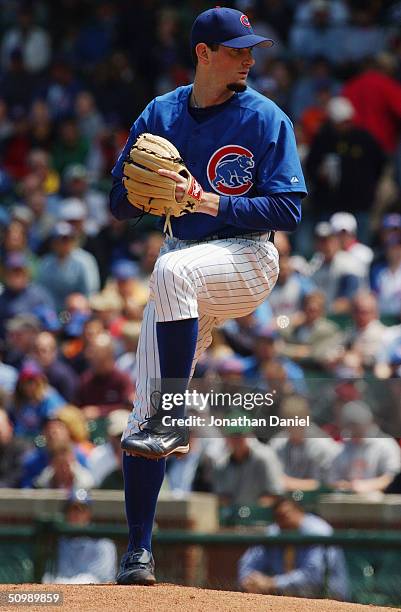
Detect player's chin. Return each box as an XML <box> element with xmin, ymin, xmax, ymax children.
<box><xmin>226</xmin><ymin>79</ymin><xmax>248</xmax><ymax>93</ymax></box>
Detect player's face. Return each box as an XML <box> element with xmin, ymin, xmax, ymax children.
<box><xmin>211</xmin><ymin>45</ymin><xmax>255</xmax><ymax>92</ymax></box>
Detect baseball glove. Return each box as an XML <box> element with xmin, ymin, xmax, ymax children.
<box><xmin>123</xmin><ymin>133</ymin><xmax>204</xmax><ymax>236</ymax></box>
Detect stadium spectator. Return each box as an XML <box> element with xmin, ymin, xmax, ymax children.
<box><xmin>0</xmin><ymin>98</ymin><xmax>13</xmax><ymax>149</ymax></box>
<box><xmin>84</xmin><ymin>213</ymin><xmax>139</xmax><ymax>288</ymax></box>
<box><xmin>327</xmin><ymin>401</ymin><xmax>401</xmax><ymax>493</ymax></box>
<box><xmin>20</xmin><ymin>412</ymin><xmax>89</xmax><ymax>488</ymax></box>
<box><xmin>0</xmin><ymin>349</ymin><xmax>18</xmax><ymax>396</ymax></box>
<box><xmin>37</xmin><ymin>222</ymin><xmax>100</xmax><ymax>311</ymax></box>
<box><xmin>1</xmin><ymin>4</ymin><xmax>51</xmax><ymax>73</ymax></box>
<box><xmin>244</xmin><ymin>327</ymin><xmax>305</xmax><ymax>390</ymax></box>
<box><xmin>52</xmin><ymin>115</ymin><xmax>89</xmax><ymax>175</ymax></box>
<box><xmin>309</xmin><ymin>222</ymin><xmax>366</xmax><ymax>314</ymax></box>
<box><xmin>342</xmin><ymin>5</ymin><xmax>386</xmax><ymax>63</ymax></box>
<box><xmin>221</xmin><ymin>312</ymin><xmax>266</xmax><ymax>358</ymax></box>
<box><xmin>76</xmin><ymin>332</ymin><xmax>134</xmax><ymax>419</ymax></box>
<box><xmin>10</xmin><ymin>362</ymin><xmax>66</xmax><ymax>440</ymax></box>
<box><xmin>57</xmin><ymin>197</ymin><xmax>88</xmax><ymax>241</ymax></box>
<box><xmin>2</xmin><ymin>104</ymin><xmax>31</xmax><ymax>179</ymax></box>
<box><xmin>23</xmin><ymin>187</ymin><xmax>56</xmax><ymax>253</ymax></box>
<box><xmin>34</xmin><ymin>445</ymin><xmax>94</xmax><ymax>489</ymax></box>
<box><xmin>0</xmin><ymin>407</ymin><xmax>26</xmax><ymax>487</ymax></box>
<box><xmin>27</xmin><ymin>108</ymin><xmax>57</xmax><ymax>164</ymax></box>
<box><xmin>56</xmin><ymin>404</ymin><xmax>94</xmax><ymax>458</ymax></box>
<box><xmin>1</xmin><ymin>219</ymin><xmax>37</xmax><ymax>274</ymax></box>
<box><xmin>213</xmin><ymin>421</ymin><xmax>284</xmax><ymax>506</ymax></box>
<box><xmin>115</xmin><ymin>321</ymin><xmax>141</xmax><ymax>379</ymax></box>
<box><xmin>341</xmin><ymin>291</ymin><xmax>387</xmax><ymax>370</ymax></box>
<box><xmin>239</xmin><ymin>496</ymin><xmax>349</xmax><ymax>599</ymax></box>
<box><xmin>269</xmin><ymin>395</ymin><xmax>342</xmax><ymax>491</ymax></box>
<box><xmin>342</xmin><ymin>54</ymin><xmax>401</xmax><ymax>154</ymax></box>
<box><xmin>290</xmin><ymin>56</ymin><xmax>340</xmax><ymax>122</ymax></box>
<box><xmin>268</xmin><ymin>254</ymin><xmax>316</xmax><ymax>324</ymax></box>
<box><xmin>289</xmin><ymin>0</ymin><xmax>349</xmax><ymax>65</ymax></box>
<box><xmin>42</xmin><ymin>489</ymin><xmax>117</xmax><ymax>584</ymax></box>
<box><xmin>62</xmin><ymin>164</ymin><xmax>108</xmax><ymax>235</ymax></box>
<box><xmin>75</xmin><ymin>91</ymin><xmax>106</xmax><ymax>143</ymax></box>
<box><xmin>0</xmin><ymin>252</ymin><xmax>53</xmax><ymax>338</ymax></box>
<box><xmin>3</xmin><ymin>314</ymin><xmax>41</xmax><ymax>369</ymax></box>
<box><xmin>88</xmin><ymin>291</ymin><xmax>124</xmax><ymax>335</ymax></box>
<box><xmin>26</xmin><ymin>149</ymin><xmax>59</xmax><ymax>197</ymax></box>
<box><xmin>104</xmin><ymin>259</ymin><xmax>149</xmax><ymax>323</ymax></box>
<box><xmin>137</xmin><ymin>232</ymin><xmax>165</xmax><ymax>283</ymax></box>
<box><xmin>306</xmin><ymin>96</ymin><xmax>385</xmax><ymax>229</ymax></box>
<box><xmin>330</xmin><ymin>212</ymin><xmax>374</xmax><ymax>270</ymax></box>
<box><xmin>370</xmin><ymin>234</ymin><xmax>401</xmax><ymax>317</ymax></box>
<box><xmin>33</xmin><ymin>331</ymin><xmax>78</xmax><ymax>403</ymax></box>
<box><xmin>87</xmin><ymin>409</ymin><xmax>129</xmax><ymax>488</ymax></box>
<box><xmin>297</xmin><ymin>80</ymin><xmax>331</xmax><ymax>147</ymax></box>
<box><xmin>62</xmin><ymin>315</ymin><xmax>105</xmax><ymax>376</ymax></box>
<box><xmin>280</xmin><ymin>291</ymin><xmax>342</xmax><ymax>369</ymax></box>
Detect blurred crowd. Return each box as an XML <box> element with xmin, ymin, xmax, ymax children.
<box><xmin>2</xmin><ymin>0</ymin><xmax>401</xmax><ymax>517</ymax></box>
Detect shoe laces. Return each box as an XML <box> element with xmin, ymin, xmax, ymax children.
<box><xmin>124</xmin><ymin>549</ymin><xmax>152</xmax><ymax>567</ymax></box>
<box><xmin>139</xmin><ymin>391</ymin><xmax>163</xmax><ymax>431</ymax></box>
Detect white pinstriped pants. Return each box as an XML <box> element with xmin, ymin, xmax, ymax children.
<box><xmin>122</xmin><ymin>234</ymin><xmax>279</xmax><ymax>438</ymax></box>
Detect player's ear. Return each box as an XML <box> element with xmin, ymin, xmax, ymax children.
<box><xmin>195</xmin><ymin>43</ymin><xmax>210</xmax><ymax>65</ymax></box>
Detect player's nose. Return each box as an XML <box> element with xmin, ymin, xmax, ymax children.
<box><xmin>242</xmin><ymin>50</ymin><xmax>255</xmax><ymax>67</ymax></box>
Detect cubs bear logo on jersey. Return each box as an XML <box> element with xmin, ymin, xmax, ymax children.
<box><xmin>207</xmin><ymin>145</ymin><xmax>255</xmax><ymax>196</ymax></box>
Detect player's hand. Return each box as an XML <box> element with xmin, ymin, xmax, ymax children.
<box><xmin>158</xmin><ymin>168</ymin><xmax>219</xmax><ymax>216</ymax></box>
<box><xmin>157</xmin><ymin>168</ymin><xmax>188</xmax><ymax>202</ymax></box>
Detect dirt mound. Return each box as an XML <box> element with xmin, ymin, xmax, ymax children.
<box><xmin>0</xmin><ymin>583</ymin><xmax>397</xmax><ymax>612</ymax></box>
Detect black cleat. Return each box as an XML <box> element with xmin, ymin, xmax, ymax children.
<box><xmin>121</xmin><ymin>412</ymin><xmax>190</xmax><ymax>460</ymax></box>
<box><xmin>116</xmin><ymin>548</ymin><xmax>156</xmax><ymax>585</ymax></box>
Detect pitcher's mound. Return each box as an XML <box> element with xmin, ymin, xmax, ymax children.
<box><xmin>0</xmin><ymin>583</ymin><xmax>397</xmax><ymax>612</ymax></box>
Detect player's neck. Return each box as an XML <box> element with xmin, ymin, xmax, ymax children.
<box><xmin>191</xmin><ymin>79</ymin><xmax>234</xmax><ymax>108</ymax></box>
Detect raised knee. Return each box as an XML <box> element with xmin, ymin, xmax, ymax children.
<box><xmin>153</xmin><ymin>253</ymin><xmax>190</xmax><ymax>285</ymax></box>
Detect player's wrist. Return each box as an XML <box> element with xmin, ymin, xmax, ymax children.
<box><xmin>197</xmin><ymin>192</ymin><xmax>220</xmax><ymax>216</ymax></box>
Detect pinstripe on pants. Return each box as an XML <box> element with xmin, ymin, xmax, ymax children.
<box><xmin>122</xmin><ymin>234</ymin><xmax>279</xmax><ymax>438</ymax></box>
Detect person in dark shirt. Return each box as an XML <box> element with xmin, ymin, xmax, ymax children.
<box><xmin>306</xmin><ymin>96</ymin><xmax>385</xmax><ymax>238</ymax></box>
<box><xmin>33</xmin><ymin>331</ymin><xmax>78</xmax><ymax>403</ymax></box>
<box><xmin>76</xmin><ymin>332</ymin><xmax>134</xmax><ymax>419</ymax></box>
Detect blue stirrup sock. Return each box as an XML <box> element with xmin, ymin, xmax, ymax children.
<box><xmin>123</xmin><ymin>453</ymin><xmax>166</xmax><ymax>553</ymax></box>
<box><xmin>156</xmin><ymin>318</ymin><xmax>198</xmax><ymax>419</ymax></box>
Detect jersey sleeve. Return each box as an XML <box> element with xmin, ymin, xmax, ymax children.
<box><xmin>257</xmin><ymin>114</ymin><xmax>307</xmax><ymax>197</ymax></box>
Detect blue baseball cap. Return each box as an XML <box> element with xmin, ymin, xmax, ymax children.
<box><xmin>191</xmin><ymin>7</ymin><xmax>274</xmax><ymax>50</ymax></box>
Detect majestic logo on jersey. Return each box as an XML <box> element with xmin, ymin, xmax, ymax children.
<box><xmin>207</xmin><ymin>145</ymin><xmax>254</xmax><ymax>195</ymax></box>
<box><xmin>240</xmin><ymin>14</ymin><xmax>251</xmax><ymax>28</ymax></box>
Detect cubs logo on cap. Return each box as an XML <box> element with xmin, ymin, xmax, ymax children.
<box><xmin>191</xmin><ymin>7</ymin><xmax>274</xmax><ymax>50</ymax></box>
<box><xmin>207</xmin><ymin>145</ymin><xmax>254</xmax><ymax>195</ymax></box>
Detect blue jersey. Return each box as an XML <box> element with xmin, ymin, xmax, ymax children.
<box><xmin>112</xmin><ymin>85</ymin><xmax>307</xmax><ymax>240</ymax></box>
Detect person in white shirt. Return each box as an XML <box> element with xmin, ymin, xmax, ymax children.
<box><xmin>327</xmin><ymin>401</ymin><xmax>401</xmax><ymax>493</ymax></box>
<box><xmin>330</xmin><ymin>212</ymin><xmax>373</xmax><ymax>271</ymax></box>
